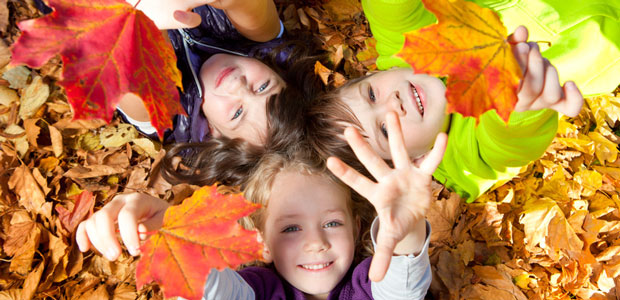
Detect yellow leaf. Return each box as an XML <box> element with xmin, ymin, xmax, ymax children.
<box><xmin>520</xmin><ymin>197</ymin><xmax>583</xmax><ymax>261</ymax></box>
<box><xmin>573</xmin><ymin>170</ymin><xmax>603</xmax><ymax>197</ymax></box>
<box><xmin>314</xmin><ymin>61</ymin><xmax>332</xmax><ymax>85</ymax></box>
<box><xmin>39</xmin><ymin>156</ymin><xmax>59</xmax><ymax>173</ymax></box>
<box><xmin>100</xmin><ymin>124</ymin><xmax>138</xmax><ymax>148</ymax></box>
<box><xmin>587</xmin><ymin>131</ymin><xmax>618</xmax><ymax>164</ymax></box>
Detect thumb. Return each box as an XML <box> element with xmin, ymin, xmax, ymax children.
<box><xmin>369</xmin><ymin>227</ymin><xmax>399</xmax><ymax>282</ymax></box>
<box><xmin>173</xmin><ymin>10</ymin><xmax>202</xmax><ymax>28</ymax></box>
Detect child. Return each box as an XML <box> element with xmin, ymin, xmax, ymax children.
<box><xmin>76</xmin><ymin>118</ymin><xmax>447</xmax><ymax>300</ymax></box>
<box><xmin>308</xmin><ymin>0</ymin><xmax>589</xmax><ymax>202</ymax></box>
<box><xmin>116</xmin><ymin>0</ymin><xmax>324</xmax><ymax>145</ymax></box>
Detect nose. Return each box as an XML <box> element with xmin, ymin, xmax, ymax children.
<box><xmin>385</xmin><ymin>90</ymin><xmax>406</xmax><ymax>116</ymax></box>
<box><xmin>223</xmin><ymin>74</ymin><xmax>250</xmax><ymax>95</ymax></box>
<box><xmin>303</xmin><ymin>229</ymin><xmax>330</xmax><ymax>253</ymax></box>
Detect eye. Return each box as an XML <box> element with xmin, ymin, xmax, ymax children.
<box><xmin>256</xmin><ymin>80</ymin><xmax>270</xmax><ymax>93</ymax></box>
<box><xmin>380</xmin><ymin>123</ymin><xmax>388</xmax><ymax>138</ymax></box>
<box><xmin>282</xmin><ymin>225</ymin><xmax>300</xmax><ymax>233</ymax></box>
<box><xmin>368</xmin><ymin>85</ymin><xmax>376</xmax><ymax>102</ymax></box>
<box><xmin>232</xmin><ymin>107</ymin><xmax>243</xmax><ymax>120</ymax></box>
<box><xmin>324</xmin><ymin>221</ymin><xmax>342</xmax><ymax>228</ymax></box>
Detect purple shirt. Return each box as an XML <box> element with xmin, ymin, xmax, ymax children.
<box><xmin>239</xmin><ymin>258</ymin><xmax>374</xmax><ymax>300</ymax></box>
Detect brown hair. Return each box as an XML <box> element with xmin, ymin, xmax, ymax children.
<box><xmin>161</xmin><ymin>41</ymin><xmax>327</xmax><ymax>187</ymax></box>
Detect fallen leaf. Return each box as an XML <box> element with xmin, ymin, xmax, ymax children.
<box><xmin>396</xmin><ymin>0</ymin><xmax>521</xmax><ymax>122</ymax></box>
<box><xmin>0</xmin><ymin>86</ymin><xmax>18</xmax><ymax>107</ymax></box>
<box><xmin>8</xmin><ymin>164</ymin><xmax>50</xmax><ymax>218</ymax></box>
<box><xmin>1</xmin><ymin>66</ymin><xmax>30</xmax><ymax>89</ymax></box>
<box><xmin>0</xmin><ymin>124</ymin><xmax>28</xmax><ymax>157</ymax></box>
<box><xmin>135</xmin><ymin>185</ymin><xmax>262</xmax><ymax>300</ymax></box>
<box><xmin>64</xmin><ymin>164</ymin><xmax>126</xmax><ymax>179</ymax></box>
<box><xmin>21</xmin><ymin>260</ymin><xmax>44</xmax><ymax>300</ymax></box>
<box><xmin>49</xmin><ymin>125</ymin><xmax>63</xmax><ymax>157</ymax></box>
<box><xmin>11</xmin><ymin>0</ymin><xmax>185</xmax><ymax>138</ymax></box>
<box><xmin>314</xmin><ymin>60</ymin><xmax>332</xmax><ymax>85</ymax></box>
<box><xmin>19</xmin><ymin>76</ymin><xmax>49</xmax><ymax>120</ymax></box>
<box><xmin>55</xmin><ymin>190</ymin><xmax>95</xmax><ymax>233</ymax></box>
<box><xmin>100</xmin><ymin>124</ymin><xmax>139</xmax><ymax>148</ymax></box>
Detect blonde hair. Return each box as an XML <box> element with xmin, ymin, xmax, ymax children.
<box><xmin>241</xmin><ymin>148</ymin><xmax>376</xmax><ymax>263</ymax></box>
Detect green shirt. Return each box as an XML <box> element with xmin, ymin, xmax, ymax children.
<box><xmin>361</xmin><ymin>0</ymin><xmax>602</xmax><ymax>200</ymax></box>
<box><xmin>362</xmin><ymin>0</ymin><xmax>620</xmax><ymax>96</ymax></box>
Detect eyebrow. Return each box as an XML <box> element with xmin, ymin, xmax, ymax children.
<box><xmin>273</xmin><ymin>208</ymin><xmax>347</xmax><ymax>224</ymax></box>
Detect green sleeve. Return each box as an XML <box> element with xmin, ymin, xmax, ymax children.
<box><xmin>433</xmin><ymin>109</ymin><xmax>558</xmax><ymax>202</ymax></box>
<box><xmin>361</xmin><ymin>0</ymin><xmax>436</xmax><ymax>70</ymax></box>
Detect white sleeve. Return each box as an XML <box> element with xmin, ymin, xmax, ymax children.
<box><xmin>201</xmin><ymin>268</ymin><xmax>255</xmax><ymax>300</ymax></box>
<box><xmin>370</xmin><ymin>217</ymin><xmax>432</xmax><ymax>300</ymax></box>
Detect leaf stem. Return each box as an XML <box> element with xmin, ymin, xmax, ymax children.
<box><xmin>133</xmin><ymin>0</ymin><xmax>142</xmax><ymax>8</ymax></box>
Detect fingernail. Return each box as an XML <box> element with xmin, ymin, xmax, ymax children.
<box><xmin>106</xmin><ymin>249</ymin><xmax>118</xmax><ymax>260</ymax></box>
<box><xmin>517</xmin><ymin>43</ymin><xmax>529</xmax><ymax>55</ymax></box>
<box><xmin>129</xmin><ymin>247</ymin><xmax>141</xmax><ymax>256</ymax></box>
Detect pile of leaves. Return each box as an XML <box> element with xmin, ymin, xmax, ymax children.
<box><xmin>0</xmin><ymin>0</ymin><xmax>619</xmax><ymax>299</ymax></box>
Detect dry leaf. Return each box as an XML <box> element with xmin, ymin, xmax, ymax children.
<box><xmin>100</xmin><ymin>124</ymin><xmax>138</xmax><ymax>148</ymax></box>
<box><xmin>64</xmin><ymin>164</ymin><xmax>126</xmax><ymax>179</ymax></box>
<box><xmin>48</xmin><ymin>125</ymin><xmax>63</xmax><ymax>157</ymax></box>
<box><xmin>2</xmin><ymin>66</ymin><xmax>30</xmax><ymax>89</ymax></box>
<box><xmin>19</xmin><ymin>76</ymin><xmax>49</xmax><ymax>120</ymax></box>
<box><xmin>0</xmin><ymin>86</ymin><xmax>18</xmax><ymax>107</ymax></box>
<box><xmin>8</xmin><ymin>165</ymin><xmax>49</xmax><ymax>218</ymax></box>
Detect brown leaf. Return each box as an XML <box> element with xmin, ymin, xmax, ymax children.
<box><xmin>23</xmin><ymin>118</ymin><xmax>41</xmax><ymax>148</ymax></box>
<box><xmin>21</xmin><ymin>260</ymin><xmax>45</xmax><ymax>300</ymax></box>
<box><xmin>322</xmin><ymin>0</ymin><xmax>362</xmax><ymax>22</ymax></box>
<box><xmin>49</xmin><ymin>125</ymin><xmax>63</xmax><ymax>157</ymax></box>
<box><xmin>314</xmin><ymin>60</ymin><xmax>332</xmax><ymax>85</ymax></box>
<box><xmin>0</xmin><ymin>40</ymin><xmax>10</xmax><ymax>69</ymax></box>
<box><xmin>472</xmin><ymin>265</ymin><xmax>528</xmax><ymax>300</ymax></box>
<box><xmin>64</xmin><ymin>164</ymin><xmax>126</xmax><ymax>179</ymax></box>
<box><xmin>19</xmin><ymin>76</ymin><xmax>49</xmax><ymax>120</ymax></box>
<box><xmin>428</xmin><ymin>191</ymin><xmax>462</xmax><ymax>244</ymax></box>
<box><xmin>8</xmin><ymin>165</ymin><xmax>50</xmax><ymax>218</ymax></box>
<box><xmin>55</xmin><ymin>190</ymin><xmax>95</xmax><ymax>233</ymax></box>
<box><xmin>5</xmin><ymin>213</ymin><xmax>41</xmax><ymax>275</ymax></box>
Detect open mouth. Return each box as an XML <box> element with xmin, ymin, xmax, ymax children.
<box><xmin>409</xmin><ymin>82</ymin><xmax>424</xmax><ymax>117</ymax></box>
<box><xmin>298</xmin><ymin>261</ymin><xmax>333</xmax><ymax>271</ymax></box>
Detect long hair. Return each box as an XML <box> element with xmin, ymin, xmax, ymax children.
<box><xmin>161</xmin><ymin>38</ymin><xmax>327</xmax><ymax>187</ymax></box>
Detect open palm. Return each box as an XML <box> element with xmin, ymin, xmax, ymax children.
<box><xmin>327</xmin><ymin>111</ymin><xmax>447</xmax><ymax>282</ymax></box>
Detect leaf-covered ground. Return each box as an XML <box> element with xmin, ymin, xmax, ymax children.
<box><xmin>1</xmin><ymin>0</ymin><xmax>619</xmax><ymax>299</ymax></box>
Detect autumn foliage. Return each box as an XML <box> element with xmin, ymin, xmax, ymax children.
<box><xmin>10</xmin><ymin>0</ymin><xmax>185</xmax><ymax>138</ymax></box>
<box><xmin>136</xmin><ymin>185</ymin><xmax>262</xmax><ymax>300</ymax></box>
<box><xmin>397</xmin><ymin>0</ymin><xmax>521</xmax><ymax>122</ymax></box>
<box><xmin>1</xmin><ymin>0</ymin><xmax>620</xmax><ymax>299</ymax></box>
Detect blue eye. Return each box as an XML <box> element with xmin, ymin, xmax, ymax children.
<box><xmin>324</xmin><ymin>221</ymin><xmax>342</xmax><ymax>228</ymax></box>
<box><xmin>368</xmin><ymin>85</ymin><xmax>376</xmax><ymax>102</ymax></box>
<box><xmin>257</xmin><ymin>80</ymin><xmax>270</xmax><ymax>93</ymax></box>
<box><xmin>380</xmin><ymin>123</ymin><xmax>388</xmax><ymax>138</ymax></box>
<box><xmin>232</xmin><ymin>107</ymin><xmax>243</xmax><ymax>120</ymax></box>
<box><xmin>282</xmin><ymin>225</ymin><xmax>300</xmax><ymax>233</ymax></box>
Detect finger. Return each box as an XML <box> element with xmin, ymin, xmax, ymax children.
<box><xmin>89</xmin><ymin>200</ymin><xmax>125</xmax><ymax>260</ymax></box>
<box><xmin>344</xmin><ymin>127</ymin><xmax>391</xmax><ymax>180</ymax></box>
<box><xmin>75</xmin><ymin>221</ymin><xmax>91</xmax><ymax>252</ymax></box>
<box><xmin>369</xmin><ymin>228</ymin><xmax>400</xmax><ymax>282</ymax></box>
<box><xmin>516</xmin><ymin>43</ymin><xmax>544</xmax><ymax>109</ymax></box>
<box><xmin>512</xmin><ymin>42</ymin><xmax>529</xmax><ymax>74</ymax></box>
<box><xmin>552</xmin><ymin>81</ymin><xmax>584</xmax><ymax>117</ymax></box>
<box><xmin>417</xmin><ymin>132</ymin><xmax>448</xmax><ymax>174</ymax></box>
<box><xmin>172</xmin><ymin>10</ymin><xmax>202</xmax><ymax>28</ymax></box>
<box><xmin>117</xmin><ymin>201</ymin><xmax>144</xmax><ymax>256</ymax></box>
<box><xmin>327</xmin><ymin>156</ymin><xmax>376</xmax><ymax>198</ymax></box>
<box><xmin>537</xmin><ymin>59</ymin><xmax>563</xmax><ymax>108</ymax></box>
<box><xmin>507</xmin><ymin>25</ymin><xmax>528</xmax><ymax>44</ymax></box>
<box><xmin>385</xmin><ymin>112</ymin><xmax>410</xmax><ymax>170</ymax></box>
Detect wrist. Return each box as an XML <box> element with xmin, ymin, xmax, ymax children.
<box><xmin>393</xmin><ymin>218</ymin><xmax>427</xmax><ymax>256</ymax></box>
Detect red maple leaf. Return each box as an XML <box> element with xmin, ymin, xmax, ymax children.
<box><xmin>55</xmin><ymin>190</ymin><xmax>95</xmax><ymax>233</ymax></box>
<box><xmin>135</xmin><ymin>185</ymin><xmax>262</xmax><ymax>300</ymax></box>
<box><xmin>396</xmin><ymin>0</ymin><xmax>522</xmax><ymax>122</ymax></box>
<box><xmin>11</xmin><ymin>0</ymin><xmax>185</xmax><ymax>138</ymax></box>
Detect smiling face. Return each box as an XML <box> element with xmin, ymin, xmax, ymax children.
<box><xmin>200</xmin><ymin>53</ymin><xmax>285</xmax><ymax>145</ymax></box>
<box><xmin>261</xmin><ymin>171</ymin><xmax>356</xmax><ymax>299</ymax></box>
<box><xmin>339</xmin><ymin>68</ymin><xmax>449</xmax><ymax>159</ymax></box>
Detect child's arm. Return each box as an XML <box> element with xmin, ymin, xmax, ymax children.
<box><xmin>207</xmin><ymin>0</ymin><xmax>281</xmax><ymax>42</ymax></box>
<box><xmin>75</xmin><ymin>192</ymin><xmax>170</xmax><ymax>260</ymax></box>
<box><xmin>327</xmin><ymin>112</ymin><xmax>447</xmax><ymax>282</ymax></box>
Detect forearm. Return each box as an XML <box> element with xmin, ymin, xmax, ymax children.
<box><xmin>223</xmin><ymin>0</ymin><xmax>280</xmax><ymax>42</ymax></box>
<box><xmin>393</xmin><ymin>218</ymin><xmax>427</xmax><ymax>256</ymax></box>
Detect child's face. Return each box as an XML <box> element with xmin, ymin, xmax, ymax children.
<box><xmin>262</xmin><ymin>171</ymin><xmax>356</xmax><ymax>298</ymax></box>
<box><xmin>339</xmin><ymin>68</ymin><xmax>449</xmax><ymax>159</ymax></box>
<box><xmin>200</xmin><ymin>54</ymin><xmax>284</xmax><ymax>145</ymax></box>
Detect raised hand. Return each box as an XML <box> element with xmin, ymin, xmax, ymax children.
<box><xmin>76</xmin><ymin>192</ymin><xmax>170</xmax><ymax>261</ymax></box>
<box><xmin>327</xmin><ymin>112</ymin><xmax>448</xmax><ymax>282</ymax></box>
<box><xmin>509</xmin><ymin>26</ymin><xmax>584</xmax><ymax>117</ymax></box>
<box><xmin>126</xmin><ymin>0</ymin><xmax>211</xmax><ymax>29</ymax></box>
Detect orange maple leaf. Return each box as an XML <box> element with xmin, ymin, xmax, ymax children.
<box><xmin>10</xmin><ymin>0</ymin><xmax>185</xmax><ymax>139</ymax></box>
<box><xmin>135</xmin><ymin>185</ymin><xmax>262</xmax><ymax>300</ymax></box>
<box><xmin>396</xmin><ymin>0</ymin><xmax>522</xmax><ymax>122</ymax></box>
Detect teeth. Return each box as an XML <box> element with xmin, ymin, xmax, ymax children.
<box><xmin>301</xmin><ymin>263</ymin><xmax>330</xmax><ymax>270</ymax></box>
<box><xmin>412</xmin><ymin>85</ymin><xmax>424</xmax><ymax>115</ymax></box>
